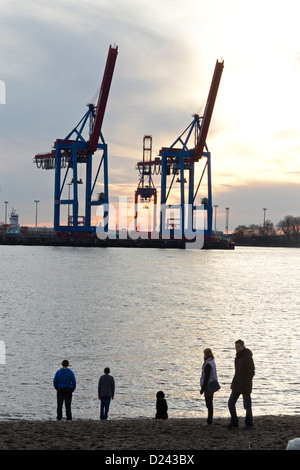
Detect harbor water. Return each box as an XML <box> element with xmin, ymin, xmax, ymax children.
<box><xmin>0</xmin><ymin>245</ymin><xmax>299</xmax><ymax>421</ymax></box>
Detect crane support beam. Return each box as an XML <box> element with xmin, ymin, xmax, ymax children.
<box><xmin>134</xmin><ymin>136</ymin><xmax>158</xmax><ymax>234</ymax></box>
<box><xmin>87</xmin><ymin>45</ymin><xmax>118</xmax><ymax>155</ymax></box>
<box><xmin>193</xmin><ymin>59</ymin><xmax>224</xmax><ymax>162</ymax></box>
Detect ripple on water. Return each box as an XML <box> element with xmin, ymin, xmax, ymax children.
<box><xmin>0</xmin><ymin>245</ymin><xmax>299</xmax><ymax>420</ymax></box>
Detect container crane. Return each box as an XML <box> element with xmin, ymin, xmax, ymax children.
<box><xmin>34</xmin><ymin>44</ymin><xmax>118</xmax><ymax>233</ymax></box>
<box><xmin>159</xmin><ymin>59</ymin><xmax>224</xmax><ymax>239</ymax></box>
<box><xmin>134</xmin><ymin>135</ymin><xmax>158</xmax><ymax>234</ymax></box>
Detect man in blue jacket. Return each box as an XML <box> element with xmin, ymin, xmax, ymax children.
<box><xmin>53</xmin><ymin>359</ymin><xmax>76</xmax><ymax>420</ymax></box>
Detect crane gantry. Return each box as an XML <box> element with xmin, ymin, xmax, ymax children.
<box><xmin>34</xmin><ymin>44</ymin><xmax>118</xmax><ymax>233</ymax></box>
<box><xmin>34</xmin><ymin>49</ymin><xmax>223</xmax><ymax>245</ymax></box>
<box><xmin>134</xmin><ymin>59</ymin><xmax>224</xmax><ymax>239</ymax></box>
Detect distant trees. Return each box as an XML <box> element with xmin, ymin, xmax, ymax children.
<box><xmin>276</xmin><ymin>215</ymin><xmax>300</xmax><ymax>242</ymax></box>
<box><xmin>233</xmin><ymin>215</ymin><xmax>300</xmax><ymax>245</ymax></box>
<box><xmin>233</xmin><ymin>220</ymin><xmax>275</xmax><ymax>238</ymax></box>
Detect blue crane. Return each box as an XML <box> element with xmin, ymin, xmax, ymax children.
<box><xmin>159</xmin><ymin>59</ymin><xmax>224</xmax><ymax>239</ymax></box>
<box><xmin>34</xmin><ymin>45</ymin><xmax>118</xmax><ymax>233</ymax></box>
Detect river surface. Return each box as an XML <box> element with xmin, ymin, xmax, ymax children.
<box><xmin>0</xmin><ymin>245</ymin><xmax>299</xmax><ymax>420</ymax></box>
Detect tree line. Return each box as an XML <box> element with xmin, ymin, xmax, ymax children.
<box><xmin>233</xmin><ymin>215</ymin><xmax>300</xmax><ymax>243</ymax></box>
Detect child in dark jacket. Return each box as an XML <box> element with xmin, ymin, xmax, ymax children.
<box><xmin>155</xmin><ymin>391</ymin><xmax>168</xmax><ymax>419</ymax></box>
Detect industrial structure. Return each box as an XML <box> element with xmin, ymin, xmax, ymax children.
<box><xmin>134</xmin><ymin>59</ymin><xmax>224</xmax><ymax>238</ymax></box>
<box><xmin>32</xmin><ymin>46</ymin><xmax>232</xmax><ymax>248</ymax></box>
<box><xmin>134</xmin><ymin>135</ymin><xmax>158</xmax><ymax>233</ymax></box>
<box><xmin>34</xmin><ymin>45</ymin><xmax>118</xmax><ymax>233</ymax></box>
<box><xmin>7</xmin><ymin>208</ymin><xmax>20</xmax><ymax>234</ymax></box>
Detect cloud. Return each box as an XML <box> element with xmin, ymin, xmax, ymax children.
<box><xmin>274</xmin><ymin>130</ymin><xmax>300</xmax><ymax>140</ymax></box>
<box><xmin>213</xmin><ymin>180</ymin><xmax>300</xmax><ymax>231</ymax></box>
<box><xmin>1</xmin><ymin>0</ymin><xmax>300</xmax><ymax>230</ymax></box>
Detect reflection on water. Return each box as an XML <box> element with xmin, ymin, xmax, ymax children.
<box><xmin>0</xmin><ymin>245</ymin><xmax>299</xmax><ymax>420</ymax></box>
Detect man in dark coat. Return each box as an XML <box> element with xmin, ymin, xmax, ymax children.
<box><xmin>228</xmin><ymin>339</ymin><xmax>255</xmax><ymax>429</ymax></box>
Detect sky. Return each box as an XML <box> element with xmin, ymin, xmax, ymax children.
<box><xmin>1</xmin><ymin>0</ymin><xmax>300</xmax><ymax>232</ymax></box>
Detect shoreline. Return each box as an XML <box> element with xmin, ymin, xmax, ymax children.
<box><xmin>0</xmin><ymin>415</ymin><xmax>299</xmax><ymax>450</ymax></box>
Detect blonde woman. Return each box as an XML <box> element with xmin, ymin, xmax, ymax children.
<box><xmin>200</xmin><ymin>348</ymin><xmax>220</xmax><ymax>425</ymax></box>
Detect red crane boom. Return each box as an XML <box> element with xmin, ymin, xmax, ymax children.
<box><xmin>193</xmin><ymin>59</ymin><xmax>224</xmax><ymax>161</ymax></box>
<box><xmin>87</xmin><ymin>44</ymin><xmax>118</xmax><ymax>154</ymax></box>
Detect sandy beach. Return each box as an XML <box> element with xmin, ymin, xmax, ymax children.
<box><xmin>0</xmin><ymin>415</ymin><xmax>299</xmax><ymax>451</ymax></box>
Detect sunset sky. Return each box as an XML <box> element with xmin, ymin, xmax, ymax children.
<box><xmin>1</xmin><ymin>0</ymin><xmax>300</xmax><ymax>232</ymax></box>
